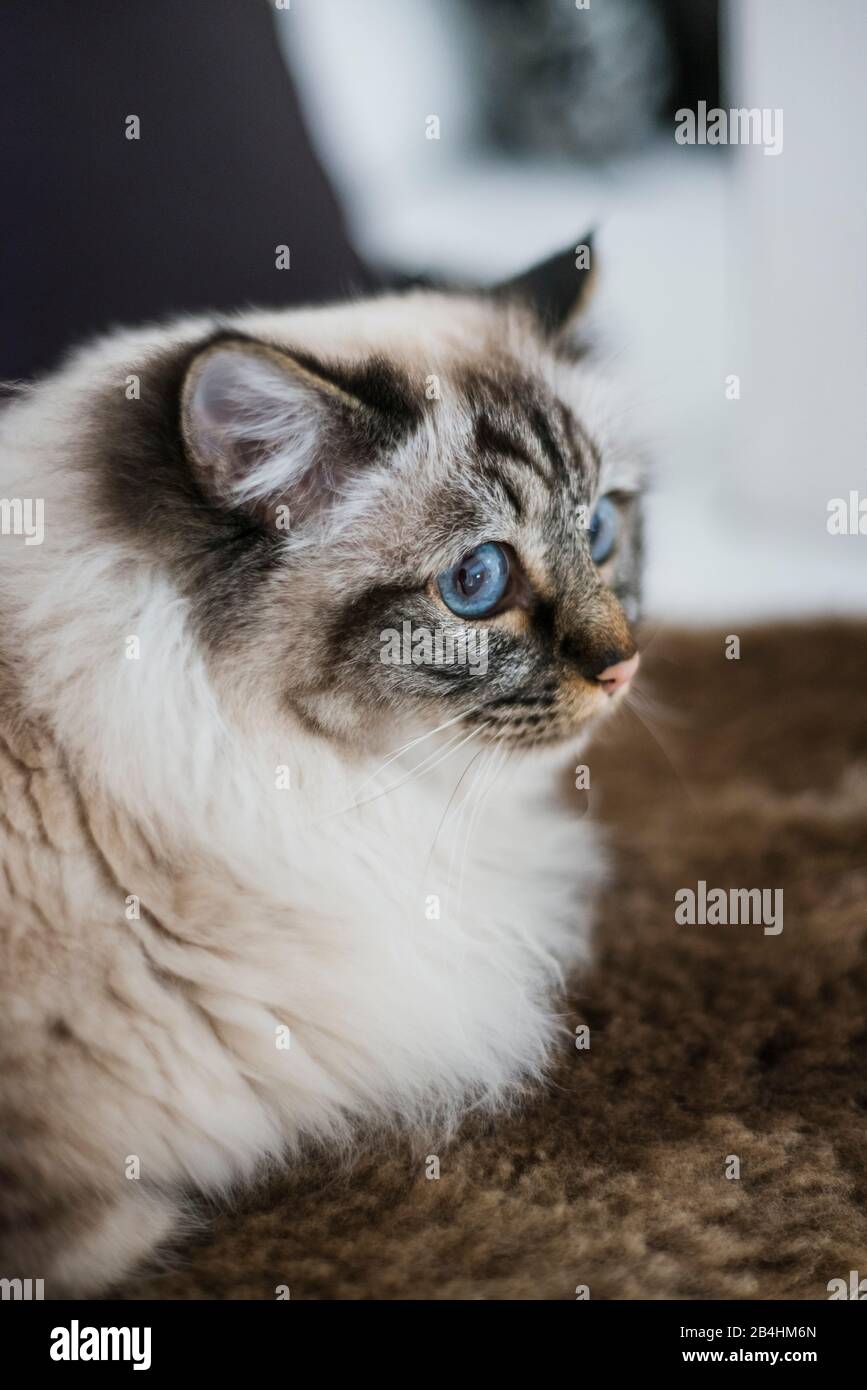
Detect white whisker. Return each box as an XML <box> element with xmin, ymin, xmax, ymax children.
<box><xmin>621</xmin><ymin>699</ymin><xmax>698</xmax><ymax>807</ymax></box>
<box><xmin>321</xmin><ymin>721</ymin><xmax>491</xmax><ymax>821</ymax></box>
<box><xmin>423</xmin><ymin>740</ymin><xmax>489</xmax><ymax>880</ymax></box>
<box><xmin>350</xmin><ymin>703</ymin><xmax>480</xmax><ymax>801</ymax></box>
<box><xmin>455</xmin><ymin>738</ymin><xmax>511</xmax><ymax>919</ymax></box>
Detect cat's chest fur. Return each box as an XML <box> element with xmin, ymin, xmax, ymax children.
<box><xmin>1</xmin><ymin>692</ymin><xmax>602</xmax><ymax>1192</ymax></box>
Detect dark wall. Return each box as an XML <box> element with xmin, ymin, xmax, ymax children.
<box><xmin>2</xmin><ymin>0</ymin><xmax>371</xmax><ymax>380</ymax></box>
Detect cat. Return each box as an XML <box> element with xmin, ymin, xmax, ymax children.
<box><xmin>0</xmin><ymin>238</ymin><xmax>644</xmax><ymax>1295</ymax></box>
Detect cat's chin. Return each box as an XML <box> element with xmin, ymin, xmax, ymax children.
<box><xmin>470</xmin><ymin>723</ymin><xmax>596</xmax><ymax>764</ymax></box>
<box><xmin>475</xmin><ymin>694</ymin><xmax>621</xmax><ymax>753</ymax></box>
<box><xmin>534</xmin><ymin>726</ymin><xmax>596</xmax><ymax>760</ymax></box>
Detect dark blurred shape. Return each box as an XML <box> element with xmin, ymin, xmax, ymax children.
<box><xmin>492</xmin><ymin>231</ymin><xmax>596</xmax><ymax>333</ymax></box>
<box><xmin>1</xmin><ymin>0</ymin><xmax>373</xmax><ymax>380</ymax></box>
<box><xmin>468</xmin><ymin>0</ymin><xmax>672</xmax><ymax>159</ymax></box>
<box><xmin>463</xmin><ymin>0</ymin><xmax>718</xmax><ymax>160</ymax></box>
<box><xmin>657</xmin><ymin>0</ymin><xmax>720</xmax><ymax>117</ymax></box>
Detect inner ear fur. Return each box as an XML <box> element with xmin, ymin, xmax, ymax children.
<box><xmin>180</xmin><ymin>335</ymin><xmax>421</xmax><ymax>525</ymax></box>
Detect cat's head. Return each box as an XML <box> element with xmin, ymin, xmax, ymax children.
<box><xmin>105</xmin><ymin>237</ymin><xmax>644</xmax><ymax>752</ymax></box>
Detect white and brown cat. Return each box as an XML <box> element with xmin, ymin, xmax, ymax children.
<box><xmin>0</xmin><ymin>242</ymin><xmax>644</xmax><ymax>1294</ymax></box>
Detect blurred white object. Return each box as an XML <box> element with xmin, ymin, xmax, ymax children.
<box><xmin>719</xmin><ymin>0</ymin><xmax>867</xmax><ymax>616</ymax></box>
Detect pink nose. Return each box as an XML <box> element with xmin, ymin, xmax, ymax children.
<box><xmin>596</xmin><ymin>651</ymin><xmax>640</xmax><ymax>695</ymax></box>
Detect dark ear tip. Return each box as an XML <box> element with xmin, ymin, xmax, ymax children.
<box><xmin>489</xmin><ymin>229</ymin><xmax>598</xmax><ymax>334</ymax></box>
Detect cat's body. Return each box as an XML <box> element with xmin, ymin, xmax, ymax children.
<box><xmin>0</xmin><ymin>263</ymin><xmax>644</xmax><ymax>1293</ymax></box>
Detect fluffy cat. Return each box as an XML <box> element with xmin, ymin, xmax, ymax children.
<box><xmin>0</xmin><ymin>241</ymin><xmax>644</xmax><ymax>1294</ymax></box>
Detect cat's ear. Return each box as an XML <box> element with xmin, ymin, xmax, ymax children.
<box><xmin>181</xmin><ymin>338</ymin><xmax>353</xmax><ymax>525</ymax></box>
<box><xmin>491</xmin><ymin>232</ymin><xmax>597</xmax><ymax>340</ymax></box>
<box><xmin>180</xmin><ymin>337</ymin><xmax>419</xmax><ymax>525</ymax></box>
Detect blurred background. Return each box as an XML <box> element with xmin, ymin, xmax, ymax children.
<box><xmin>275</xmin><ymin>0</ymin><xmax>866</xmax><ymax>623</ymax></box>
<box><xmin>5</xmin><ymin>0</ymin><xmax>866</xmax><ymax>622</ymax></box>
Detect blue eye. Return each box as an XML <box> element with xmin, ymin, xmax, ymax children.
<box><xmin>588</xmin><ymin>495</ymin><xmax>619</xmax><ymax>564</ymax></box>
<box><xmin>437</xmin><ymin>542</ymin><xmax>510</xmax><ymax>617</ymax></box>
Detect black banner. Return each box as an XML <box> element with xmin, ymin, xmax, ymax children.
<box><xmin>1</xmin><ymin>1299</ymin><xmax>862</xmax><ymax>1374</ymax></box>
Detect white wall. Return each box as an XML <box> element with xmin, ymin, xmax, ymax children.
<box><xmin>719</xmin><ymin>0</ymin><xmax>867</xmax><ymax>615</ymax></box>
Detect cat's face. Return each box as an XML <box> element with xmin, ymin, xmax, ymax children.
<box><xmin>103</xmin><ymin>243</ymin><xmax>644</xmax><ymax>753</ymax></box>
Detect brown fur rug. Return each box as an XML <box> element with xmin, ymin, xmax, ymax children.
<box><xmin>119</xmin><ymin>621</ymin><xmax>867</xmax><ymax>1300</ymax></box>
